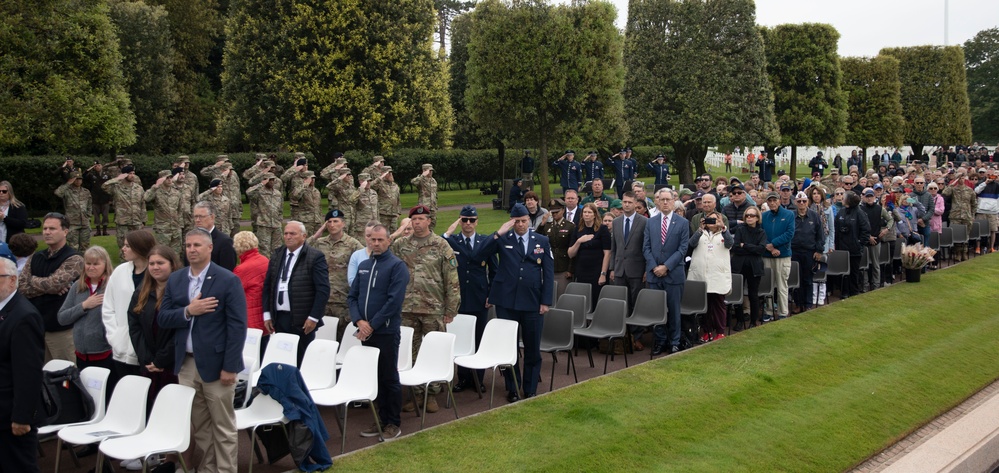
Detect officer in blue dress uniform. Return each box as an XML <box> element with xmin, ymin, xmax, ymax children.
<box><xmin>608</xmin><ymin>148</ymin><xmax>637</xmax><ymax>198</ymax></box>
<box><xmin>477</xmin><ymin>203</ymin><xmax>554</xmax><ymax>402</ymax></box>
<box><xmin>646</xmin><ymin>153</ymin><xmax>671</xmax><ymax>190</ymax></box>
<box><xmin>553</xmin><ymin>150</ymin><xmax>582</xmax><ymax>196</ymax></box>
<box><xmin>582</xmin><ymin>151</ymin><xmax>604</xmax><ymax>184</ymax></box>
<box><xmin>442</xmin><ymin>205</ymin><xmax>497</xmax><ymax>392</ymax></box>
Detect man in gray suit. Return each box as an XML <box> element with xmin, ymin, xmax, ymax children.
<box><xmin>643</xmin><ymin>188</ymin><xmax>690</xmax><ymax>356</ymax></box>
<box><xmin>610</xmin><ymin>192</ymin><xmax>647</xmax><ymax>346</ymax></box>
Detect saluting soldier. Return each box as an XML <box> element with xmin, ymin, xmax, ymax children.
<box><xmin>83</xmin><ymin>161</ymin><xmax>112</xmax><ymax>236</ymax></box>
<box><xmin>538</xmin><ymin>198</ymin><xmax>574</xmax><ymax>301</ymax></box>
<box><xmin>391</xmin><ymin>205</ymin><xmax>460</xmax><ymax>414</ymax></box>
<box><xmin>281</xmin><ymin>153</ymin><xmax>310</xmax><ymax>196</ymax></box>
<box><xmin>199</xmin><ymin>154</ymin><xmax>231</xmax><ymax>180</ymax></box>
<box><xmin>291</xmin><ymin>171</ymin><xmax>322</xmax><ymax>235</ymax></box>
<box><xmin>176</xmin><ymin>155</ymin><xmax>199</xmax><ymax>196</ymax></box>
<box><xmin>361</xmin><ymin>155</ymin><xmax>385</xmax><ymax>180</ymax></box>
<box><xmin>102</xmin><ymin>164</ymin><xmax>146</xmax><ymax>255</ymax></box>
<box><xmin>144</xmin><ymin>169</ymin><xmax>184</xmax><ymax>254</ymax></box>
<box><xmin>246</xmin><ymin>172</ymin><xmax>285</xmax><ymax>255</ymax></box>
<box><xmin>197</xmin><ymin>179</ymin><xmax>232</xmax><ymax>236</ymax></box>
<box><xmin>242</xmin><ymin>153</ymin><xmax>271</xmax><ymax>183</ymax></box>
<box><xmin>306</xmin><ymin>209</ymin><xmax>364</xmax><ymax>340</ymax></box>
<box><xmin>411</xmin><ymin>164</ymin><xmax>438</xmax><ymax>228</ymax></box>
<box><xmin>54</xmin><ymin>170</ymin><xmax>93</xmax><ymax>251</ymax></box>
<box><xmin>942</xmin><ymin>169</ymin><xmax>978</xmax><ymax>261</ymax></box>
<box><xmin>371</xmin><ymin>165</ymin><xmax>401</xmax><ymax>233</ymax></box>
<box><xmin>350</xmin><ymin>172</ymin><xmax>379</xmax><ymax>241</ymax></box>
<box><xmin>247</xmin><ymin>160</ymin><xmax>280</xmax><ymax>234</ymax></box>
<box><xmin>326</xmin><ymin>167</ymin><xmax>355</xmax><ymax>233</ymax></box>
<box><xmin>319</xmin><ymin>153</ymin><xmax>347</xmax><ymax>182</ymax></box>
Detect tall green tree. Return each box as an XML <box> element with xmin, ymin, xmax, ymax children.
<box><xmin>219</xmin><ymin>0</ymin><xmax>452</xmax><ymax>154</ymax></box>
<box><xmin>109</xmin><ymin>1</ymin><xmax>179</xmax><ymax>155</ymax></box>
<box><xmin>761</xmin><ymin>24</ymin><xmax>847</xmax><ymax>177</ymax></box>
<box><xmin>840</xmin><ymin>55</ymin><xmax>905</xmax><ymax>156</ymax></box>
<box><xmin>964</xmin><ymin>27</ymin><xmax>999</xmax><ymax>143</ymax></box>
<box><xmin>880</xmin><ymin>45</ymin><xmax>972</xmax><ymax>156</ymax></box>
<box><xmin>148</xmin><ymin>0</ymin><xmax>225</xmax><ymax>152</ymax></box>
<box><xmin>0</xmin><ymin>0</ymin><xmax>135</xmax><ymax>155</ymax></box>
<box><xmin>624</xmin><ymin>0</ymin><xmax>778</xmax><ymax>183</ymax></box>
<box><xmin>465</xmin><ymin>0</ymin><xmax>626</xmax><ymax>202</ymax></box>
<box><xmin>435</xmin><ymin>0</ymin><xmax>476</xmax><ymax>54</ymax></box>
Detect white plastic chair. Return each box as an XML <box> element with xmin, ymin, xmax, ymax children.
<box><xmin>399</xmin><ymin>331</ymin><xmax>458</xmax><ymax>429</ymax></box>
<box><xmin>98</xmin><ymin>384</ymin><xmax>196</xmax><ymax>473</ymax></box>
<box><xmin>235</xmin><ymin>394</ymin><xmax>289</xmax><ymax>473</ymax></box>
<box><xmin>398</xmin><ymin>326</ymin><xmax>415</xmax><ymax>372</ymax></box>
<box><xmin>311</xmin><ymin>346</ymin><xmax>382</xmax><ymax>454</ymax></box>
<box><xmin>43</xmin><ymin>359</ymin><xmax>75</xmax><ymax>372</ymax></box>
<box><xmin>242</xmin><ymin>328</ymin><xmax>264</xmax><ymax>375</ymax></box>
<box><xmin>251</xmin><ymin>332</ymin><xmax>300</xmax><ymax>386</ymax></box>
<box><xmin>315</xmin><ymin>316</ymin><xmax>340</xmax><ymax>341</ymax></box>
<box><xmin>335</xmin><ymin>323</ymin><xmax>362</xmax><ymax>370</ymax></box>
<box><xmin>56</xmin><ymin>375</ymin><xmax>151</xmax><ymax>473</ymax></box>
<box><xmin>447</xmin><ymin>314</ymin><xmax>477</xmax><ymax>358</ymax></box>
<box><xmin>301</xmin><ymin>339</ymin><xmax>339</xmax><ymax>391</ymax></box>
<box><xmin>40</xmin><ymin>367</ymin><xmax>110</xmax><ymax>469</ymax></box>
<box><xmin>453</xmin><ymin>318</ymin><xmax>520</xmax><ymax>408</ymax></box>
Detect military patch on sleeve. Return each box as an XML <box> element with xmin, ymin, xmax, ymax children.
<box><xmin>449</xmin><ymin>257</ymin><xmax>457</xmax><ymax>267</ymax></box>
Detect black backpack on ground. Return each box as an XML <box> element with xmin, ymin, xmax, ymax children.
<box><xmin>36</xmin><ymin>365</ymin><xmax>95</xmax><ymax>427</ymax></box>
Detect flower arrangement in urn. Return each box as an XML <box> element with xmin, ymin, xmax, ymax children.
<box><xmin>901</xmin><ymin>243</ymin><xmax>937</xmax><ymax>270</ymax></box>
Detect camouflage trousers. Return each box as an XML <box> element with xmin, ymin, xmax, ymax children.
<box><xmin>115</xmin><ymin>224</ymin><xmax>144</xmax><ymax>258</ymax></box>
<box><xmin>153</xmin><ymin>226</ymin><xmax>182</xmax><ymax>256</ymax></box>
<box><xmin>67</xmin><ymin>225</ymin><xmax>91</xmax><ymax>252</ymax></box>
<box><xmin>380</xmin><ymin>214</ymin><xmax>399</xmax><ymax>234</ymax></box>
<box><xmin>402</xmin><ymin>313</ymin><xmax>445</xmax><ymax>395</ymax></box>
<box><xmin>257</xmin><ymin>225</ymin><xmax>282</xmax><ymax>256</ymax></box>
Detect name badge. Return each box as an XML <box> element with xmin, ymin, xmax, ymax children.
<box><xmin>278</xmin><ymin>280</ymin><xmax>289</xmax><ymax>293</ymax></box>
<box><xmin>504</xmin><ymin>245</ymin><xmax>513</xmax><ymax>249</ymax></box>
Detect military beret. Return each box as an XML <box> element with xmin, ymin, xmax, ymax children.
<box><xmin>332</xmin><ymin>152</ymin><xmax>344</xmax><ymax>159</ymax></box>
<box><xmin>609</xmin><ymin>199</ymin><xmax>622</xmax><ymax>210</ymax></box>
<box><xmin>171</xmin><ymin>167</ymin><xmax>184</xmax><ymax>176</ymax></box>
<box><xmin>372</xmin><ymin>155</ymin><xmax>384</xmax><ymax>163</ymax></box>
<box><xmin>766</xmin><ymin>191</ymin><xmax>780</xmax><ymax>200</ymax></box>
<box><xmin>460</xmin><ymin>205</ymin><xmax>478</xmax><ymax>217</ymax></box>
<box><xmin>777</xmin><ymin>170</ymin><xmax>787</xmax><ymax>177</ymax></box>
<box><xmin>409</xmin><ymin>205</ymin><xmax>432</xmax><ymax>218</ymax></box>
<box><xmin>121</xmin><ymin>164</ymin><xmax>135</xmax><ymax>174</ymax></box>
<box><xmin>209</xmin><ymin>179</ymin><xmax>222</xmax><ymax>189</ymax></box>
<box><xmin>358</xmin><ymin>172</ymin><xmax>371</xmax><ymax>181</ymax></box>
<box><xmin>626</xmin><ymin>147</ymin><xmax>633</xmax><ymax>152</ymax></box>
<box><xmin>0</xmin><ymin>242</ymin><xmax>16</xmax><ymax>265</ymax></box>
<box><xmin>510</xmin><ymin>203</ymin><xmax>529</xmax><ymax>218</ymax></box>
<box><xmin>296</xmin><ymin>158</ymin><xmax>307</xmax><ymax>166</ymax></box>
<box><xmin>326</xmin><ymin>209</ymin><xmax>344</xmax><ymax>220</ymax></box>
<box><xmin>422</xmin><ymin>163</ymin><xmax>434</xmax><ymax>171</ymax></box>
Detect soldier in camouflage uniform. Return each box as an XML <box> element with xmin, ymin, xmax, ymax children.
<box><xmin>291</xmin><ymin>171</ymin><xmax>322</xmax><ymax>235</ymax></box>
<box><xmin>246</xmin><ymin>159</ymin><xmax>279</xmax><ymax>234</ymax></box>
<box><xmin>242</xmin><ymin>153</ymin><xmax>270</xmax><ymax>183</ymax></box>
<box><xmin>282</xmin><ymin>153</ymin><xmax>310</xmax><ymax>195</ymax></box>
<box><xmin>197</xmin><ymin>179</ymin><xmax>232</xmax><ymax>235</ymax></box>
<box><xmin>306</xmin><ymin>208</ymin><xmax>364</xmax><ymax>341</ymax></box>
<box><xmin>326</xmin><ymin>168</ymin><xmax>355</xmax><ymax>233</ymax></box>
<box><xmin>176</xmin><ymin>155</ymin><xmax>199</xmax><ymax>196</ymax></box>
<box><xmin>172</xmin><ymin>157</ymin><xmax>197</xmax><ymax>236</ymax></box>
<box><xmin>144</xmin><ymin>170</ymin><xmax>184</xmax><ymax>254</ymax></box>
<box><xmin>350</xmin><ymin>172</ymin><xmax>379</xmax><ymax>240</ymax></box>
<box><xmin>538</xmin><ymin>198</ymin><xmax>574</xmax><ymax>301</ymax></box>
<box><xmin>411</xmin><ymin>164</ymin><xmax>439</xmax><ymax>228</ymax></box>
<box><xmin>942</xmin><ymin>170</ymin><xmax>978</xmax><ymax>261</ymax></box>
<box><xmin>360</xmin><ymin>155</ymin><xmax>384</xmax><ymax>181</ymax></box>
<box><xmin>102</xmin><ymin>164</ymin><xmax>145</xmax><ymax>257</ymax></box>
<box><xmin>371</xmin><ymin>166</ymin><xmax>401</xmax><ymax>233</ymax></box>
<box><xmin>200</xmin><ymin>156</ymin><xmax>242</xmax><ymax>236</ymax></box>
<box><xmin>318</xmin><ymin>152</ymin><xmax>346</xmax><ymax>183</ymax></box>
<box><xmin>390</xmin><ymin>205</ymin><xmax>460</xmax><ymax>413</ymax></box>
<box><xmin>105</xmin><ymin>155</ymin><xmax>127</xmax><ymax>179</ymax></box>
<box><xmin>54</xmin><ymin>171</ymin><xmax>93</xmax><ymax>251</ymax></box>
<box><xmin>199</xmin><ymin>155</ymin><xmax>230</xmax><ymax>180</ymax></box>
<box><xmin>246</xmin><ymin>172</ymin><xmax>284</xmax><ymax>255</ymax></box>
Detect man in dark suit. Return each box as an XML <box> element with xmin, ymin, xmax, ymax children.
<box><xmin>263</xmin><ymin>221</ymin><xmax>330</xmax><ymax>364</ymax></box>
<box><xmin>478</xmin><ymin>204</ymin><xmax>554</xmax><ymax>402</ymax></box>
<box><xmin>643</xmin><ymin>188</ymin><xmax>690</xmax><ymax>356</ymax></box>
<box><xmin>610</xmin><ymin>192</ymin><xmax>648</xmax><ymax>349</ymax></box>
<box><xmin>564</xmin><ymin>189</ymin><xmax>581</xmax><ymax>225</ymax></box>
<box><xmin>442</xmin><ymin>206</ymin><xmax>497</xmax><ymax>392</ymax></box>
<box><xmin>191</xmin><ymin>201</ymin><xmax>237</xmax><ymax>271</ymax></box>
<box><xmin>159</xmin><ymin>229</ymin><xmax>247</xmax><ymax>473</ymax></box>
<box><xmin>0</xmin><ymin>250</ymin><xmax>44</xmax><ymax>473</ymax></box>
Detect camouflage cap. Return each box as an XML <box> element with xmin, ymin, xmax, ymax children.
<box><xmin>216</xmin><ymin>154</ymin><xmax>230</xmax><ymax>162</ymax></box>
<box><xmin>422</xmin><ymin>163</ymin><xmax>434</xmax><ymax>171</ymax></box>
<box><xmin>294</xmin><ymin>152</ymin><xmax>306</xmax><ymax>158</ymax></box>
<box><xmin>261</xmin><ymin>160</ymin><xmax>275</xmax><ymax>168</ymax></box>
<box><xmin>69</xmin><ymin>170</ymin><xmax>83</xmax><ymax>180</ymax></box>
<box><xmin>255</xmin><ymin>153</ymin><xmax>267</xmax><ymax>160</ymax></box>
<box><xmin>335</xmin><ymin>157</ymin><xmax>347</xmax><ymax>165</ymax></box>
<box><xmin>219</xmin><ymin>162</ymin><xmax>233</xmax><ymax>170</ymax></box>
<box><xmin>382</xmin><ymin>166</ymin><xmax>393</xmax><ymax>173</ymax></box>
<box><xmin>158</xmin><ymin>170</ymin><xmax>171</xmax><ymax>178</ymax></box>
<box><xmin>259</xmin><ymin>172</ymin><xmax>277</xmax><ymax>181</ymax></box>
<box><xmin>303</xmin><ymin>171</ymin><xmax>315</xmax><ymax>179</ymax></box>
<box><xmin>176</xmin><ymin>155</ymin><xmax>190</xmax><ymax>164</ymax></box>
<box><xmin>357</xmin><ymin>172</ymin><xmax>371</xmax><ymax>181</ymax></box>
<box><xmin>336</xmin><ymin>167</ymin><xmax>351</xmax><ymax>176</ymax></box>
<box><xmin>372</xmin><ymin>155</ymin><xmax>384</xmax><ymax>163</ymax></box>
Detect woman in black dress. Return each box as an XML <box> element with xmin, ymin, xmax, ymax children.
<box><xmin>731</xmin><ymin>207</ymin><xmax>770</xmax><ymax>327</ymax></box>
<box><xmin>568</xmin><ymin>203</ymin><xmax>611</xmax><ymax>311</ymax></box>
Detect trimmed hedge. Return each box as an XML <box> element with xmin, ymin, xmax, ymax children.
<box><xmin>0</xmin><ymin>146</ymin><xmax>674</xmax><ymax>216</ymax></box>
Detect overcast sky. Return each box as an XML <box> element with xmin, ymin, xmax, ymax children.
<box><xmin>593</xmin><ymin>0</ymin><xmax>998</xmax><ymax>57</ymax></box>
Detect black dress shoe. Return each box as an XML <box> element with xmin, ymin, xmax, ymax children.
<box><xmin>452</xmin><ymin>380</ymin><xmax>469</xmax><ymax>393</ymax></box>
<box><xmin>506</xmin><ymin>391</ymin><xmax>520</xmax><ymax>403</ymax></box>
<box><xmin>651</xmin><ymin>343</ymin><xmax>666</xmax><ymax>356</ymax></box>
<box><xmin>669</xmin><ymin>345</ymin><xmax>680</xmax><ymax>354</ymax></box>
<box><xmin>524</xmin><ymin>393</ymin><xmax>536</xmax><ymax>399</ymax></box>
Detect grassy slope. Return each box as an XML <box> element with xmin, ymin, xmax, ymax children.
<box><xmin>333</xmin><ymin>255</ymin><xmax>999</xmax><ymax>472</ymax></box>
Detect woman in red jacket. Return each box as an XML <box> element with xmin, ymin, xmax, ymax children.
<box><xmin>234</xmin><ymin>231</ymin><xmax>269</xmax><ymax>359</ymax></box>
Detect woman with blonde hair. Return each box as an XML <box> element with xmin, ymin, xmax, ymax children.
<box><xmin>0</xmin><ymin>180</ymin><xmax>28</xmax><ymax>242</ymax></box>
<box><xmin>233</xmin><ymin>231</ymin><xmax>269</xmax><ymax>357</ymax></box>
<box><xmin>57</xmin><ymin>246</ymin><xmax>114</xmax><ymax>370</ymax></box>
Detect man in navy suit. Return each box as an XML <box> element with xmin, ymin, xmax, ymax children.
<box><xmin>442</xmin><ymin>206</ymin><xmax>497</xmax><ymax>392</ymax></box>
<box><xmin>643</xmin><ymin>188</ymin><xmax>690</xmax><ymax>356</ymax></box>
<box><xmin>0</xmin><ymin>251</ymin><xmax>44</xmax><ymax>473</ymax></box>
<box><xmin>263</xmin><ymin>221</ymin><xmax>330</xmax><ymax>364</ymax></box>
<box><xmin>563</xmin><ymin>189</ymin><xmax>581</xmax><ymax>225</ymax></box>
<box><xmin>159</xmin><ymin>229</ymin><xmax>246</xmax><ymax>473</ymax></box>
<box><xmin>478</xmin><ymin>203</ymin><xmax>554</xmax><ymax>402</ymax></box>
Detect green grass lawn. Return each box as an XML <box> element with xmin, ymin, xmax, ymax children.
<box><xmin>332</xmin><ymin>255</ymin><xmax>999</xmax><ymax>472</ymax></box>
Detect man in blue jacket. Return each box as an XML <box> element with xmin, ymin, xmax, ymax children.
<box><xmin>553</xmin><ymin>150</ymin><xmax>582</xmax><ymax>196</ymax></box>
<box><xmin>476</xmin><ymin>204</ymin><xmax>554</xmax><ymax>402</ymax></box>
<box><xmin>761</xmin><ymin>192</ymin><xmax>796</xmax><ymax>320</ymax></box>
<box><xmin>349</xmin><ymin>224</ymin><xmax>409</xmax><ymax>439</ymax></box>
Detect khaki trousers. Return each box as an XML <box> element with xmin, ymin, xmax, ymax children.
<box><xmin>178</xmin><ymin>356</ymin><xmax>238</xmax><ymax>473</ymax></box>
<box><xmin>45</xmin><ymin>329</ymin><xmax>76</xmax><ymax>363</ymax></box>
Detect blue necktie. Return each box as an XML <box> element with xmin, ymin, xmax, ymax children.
<box><xmin>624</xmin><ymin>217</ymin><xmax>631</xmax><ymax>243</ymax></box>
